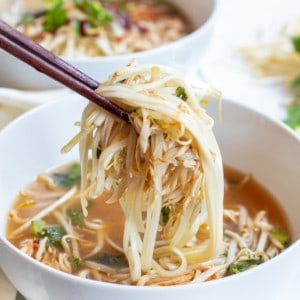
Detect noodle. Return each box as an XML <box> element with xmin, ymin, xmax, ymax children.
<box><xmin>64</xmin><ymin>61</ymin><xmax>224</xmax><ymax>282</ymax></box>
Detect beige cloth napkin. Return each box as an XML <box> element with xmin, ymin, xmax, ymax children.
<box><xmin>0</xmin><ymin>269</ymin><xmax>16</xmax><ymax>300</ymax></box>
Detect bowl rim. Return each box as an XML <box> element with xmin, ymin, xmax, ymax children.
<box><xmin>1</xmin><ymin>237</ymin><xmax>300</xmax><ymax>292</ymax></box>
<box><xmin>0</xmin><ymin>96</ymin><xmax>300</xmax><ymax>292</ymax></box>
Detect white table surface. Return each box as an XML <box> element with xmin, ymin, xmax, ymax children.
<box><xmin>202</xmin><ymin>0</ymin><xmax>300</xmax><ymax>120</ymax></box>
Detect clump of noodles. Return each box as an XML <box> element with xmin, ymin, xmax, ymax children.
<box><xmin>62</xmin><ymin>62</ymin><xmax>224</xmax><ymax>282</ymax></box>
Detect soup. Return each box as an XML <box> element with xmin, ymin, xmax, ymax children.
<box><xmin>5</xmin><ymin>63</ymin><xmax>292</xmax><ymax>286</ymax></box>
<box><xmin>6</xmin><ymin>163</ymin><xmax>291</xmax><ymax>285</ymax></box>
<box><xmin>6</xmin><ymin>0</ymin><xmax>191</xmax><ymax>57</ymax></box>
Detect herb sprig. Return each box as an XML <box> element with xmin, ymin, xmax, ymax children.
<box><xmin>21</xmin><ymin>0</ymin><xmax>113</xmax><ymax>34</ymax></box>
<box><xmin>31</xmin><ymin>220</ymin><xmax>66</xmax><ymax>249</ymax></box>
<box><xmin>42</xmin><ymin>0</ymin><xmax>68</xmax><ymax>32</ymax></box>
<box><xmin>53</xmin><ymin>162</ymin><xmax>81</xmax><ymax>188</ymax></box>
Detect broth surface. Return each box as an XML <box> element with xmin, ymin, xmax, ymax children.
<box><xmin>224</xmin><ymin>166</ymin><xmax>290</xmax><ymax>233</ymax></box>
<box><xmin>6</xmin><ymin>163</ymin><xmax>291</xmax><ymax>283</ymax></box>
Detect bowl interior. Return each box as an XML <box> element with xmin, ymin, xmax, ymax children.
<box><xmin>207</xmin><ymin>101</ymin><xmax>300</xmax><ymax>239</ymax></box>
<box><xmin>0</xmin><ymin>97</ymin><xmax>299</xmax><ymax>239</ymax></box>
<box><xmin>0</xmin><ymin>0</ymin><xmax>216</xmax><ymax>89</ymax></box>
<box><xmin>0</xmin><ymin>97</ymin><xmax>300</xmax><ymax>300</ymax></box>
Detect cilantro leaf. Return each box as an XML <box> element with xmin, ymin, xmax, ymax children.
<box><xmin>73</xmin><ymin>0</ymin><xmax>113</xmax><ymax>27</ymax></box>
<box><xmin>42</xmin><ymin>0</ymin><xmax>68</xmax><ymax>32</ymax></box>
<box><xmin>67</xmin><ymin>207</ymin><xmax>84</xmax><ymax>227</ymax></box>
<box><xmin>68</xmin><ymin>163</ymin><xmax>81</xmax><ymax>180</ymax></box>
<box><xmin>69</xmin><ymin>257</ymin><xmax>82</xmax><ymax>272</ymax></box>
<box><xmin>42</xmin><ymin>226</ymin><xmax>66</xmax><ymax>248</ymax></box>
<box><xmin>95</xmin><ymin>253</ymin><xmax>127</xmax><ymax>268</ymax></box>
<box><xmin>284</xmin><ymin>104</ymin><xmax>300</xmax><ymax>129</ymax></box>
<box><xmin>31</xmin><ymin>220</ymin><xmax>66</xmax><ymax>249</ymax></box>
<box><xmin>291</xmin><ymin>35</ymin><xmax>300</xmax><ymax>53</ymax></box>
<box><xmin>176</xmin><ymin>86</ymin><xmax>188</xmax><ymax>101</ymax></box>
<box><xmin>53</xmin><ymin>163</ymin><xmax>81</xmax><ymax>188</ymax></box>
<box><xmin>227</xmin><ymin>258</ymin><xmax>263</xmax><ymax>275</ymax></box>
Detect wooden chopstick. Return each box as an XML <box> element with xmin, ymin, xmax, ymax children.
<box><xmin>0</xmin><ymin>20</ymin><xmax>129</xmax><ymax>122</ymax></box>
<box><xmin>0</xmin><ymin>20</ymin><xmax>99</xmax><ymax>90</ymax></box>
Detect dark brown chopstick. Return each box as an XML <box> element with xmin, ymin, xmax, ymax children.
<box><xmin>0</xmin><ymin>20</ymin><xmax>129</xmax><ymax>123</ymax></box>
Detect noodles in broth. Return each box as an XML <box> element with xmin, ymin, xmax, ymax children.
<box><xmin>6</xmin><ymin>63</ymin><xmax>290</xmax><ymax>285</ymax></box>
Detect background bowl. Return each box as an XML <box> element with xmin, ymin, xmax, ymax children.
<box><xmin>0</xmin><ymin>97</ymin><xmax>299</xmax><ymax>300</ymax></box>
<box><xmin>0</xmin><ymin>0</ymin><xmax>217</xmax><ymax>90</ymax></box>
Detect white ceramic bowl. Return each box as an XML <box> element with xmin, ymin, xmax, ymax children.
<box><xmin>0</xmin><ymin>0</ymin><xmax>217</xmax><ymax>90</ymax></box>
<box><xmin>0</xmin><ymin>97</ymin><xmax>300</xmax><ymax>300</ymax></box>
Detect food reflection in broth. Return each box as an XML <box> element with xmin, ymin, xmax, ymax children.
<box><xmin>6</xmin><ymin>163</ymin><xmax>291</xmax><ymax>285</ymax></box>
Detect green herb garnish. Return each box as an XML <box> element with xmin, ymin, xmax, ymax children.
<box><xmin>31</xmin><ymin>220</ymin><xmax>66</xmax><ymax>249</ymax></box>
<box><xmin>161</xmin><ymin>206</ymin><xmax>170</xmax><ymax>224</ymax></box>
<box><xmin>53</xmin><ymin>162</ymin><xmax>81</xmax><ymax>188</ymax></box>
<box><xmin>227</xmin><ymin>258</ymin><xmax>263</xmax><ymax>275</ymax></box>
<box><xmin>176</xmin><ymin>86</ymin><xmax>188</xmax><ymax>101</ymax></box>
<box><xmin>67</xmin><ymin>208</ymin><xmax>84</xmax><ymax>227</ymax></box>
<box><xmin>291</xmin><ymin>75</ymin><xmax>300</xmax><ymax>89</ymax></box>
<box><xmin>270</xmin><ymin>228</ymin><xmax>291</xmax><ymax>248</ymax></box>
<box><xmin>42</xmin><ymin>0</ymin><xmax>67</xmax><ymax>32</ymax></box>
<box><xmin>284</xmin><ymin>104</ymin><xmax>300</xmax><ymax>130</ymax></box>
<box><xmin>31</xmin><ymin>219</ymin><xmax>46</xmax><ymax>236</ymax></box>
<box><xmin>291</xmin><ymin>35</ymin><xmax>300</xmax><ymax>53</ymax></box>
<box><xmin>74</xmin><ymin>0</ymin><xmax>113</xmax><ymax>27</ymax></box>
<box><xmin>69</xmin><ymin>257</ymin><xmax>82</xmax><ymax>272</ymax></box>
<box><xmin>96</xmin><ymin>253</ymin><xmax>127</xmax><ymax>268</ymax></box>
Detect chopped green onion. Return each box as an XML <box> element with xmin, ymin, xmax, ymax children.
<box><xmin>176</xmin><ymin>86</ymin><xmax>188</xmax><ymax>101</ymax></box>
<box><xmin>31</xmin><ymin>220</ymin><xmax>46</xmax><ymax>236</ymax></box>
<box><xmin>270</xmin><ymin>228</ymin><xmax>291</xmax><ymax>248</ymax></box>
<box><xmin>227</xmin><ymin>258</ymin><xmax>263</xmax><ymax>275</ymax></box>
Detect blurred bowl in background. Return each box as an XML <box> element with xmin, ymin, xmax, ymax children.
<box><xmin>0</xmin><ymin>0</ymin><xmax>217</xmax><ymax>90</ymax></box>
